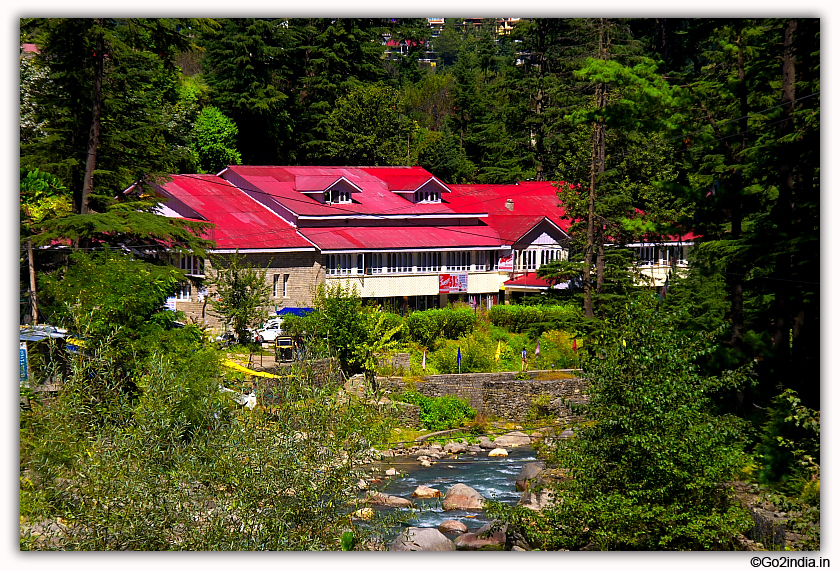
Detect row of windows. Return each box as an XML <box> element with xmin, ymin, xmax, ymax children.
<box><xmin>414</xmin><ymin>190</ymin><xmax>441</xmax><ymax>203</ymax></box>
<box><xmin>174</xmin><ymin>275</ymin><xmax>290</xmax><ymax>302</ymax></box>
<box><xmin>322</xmin><ymin>189</ymin><xmax>441</xmax><ymax>204</ymax></box>
<box><xmin>636</xmin><ymin>245</ymin><xmax>689</xmax><ymax>265</ymax></box>
<box><xmin>324</xmin><ymin>250</ymin><xmax>561</xmax><ymax>275</ymax></box>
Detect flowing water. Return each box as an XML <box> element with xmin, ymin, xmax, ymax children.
<box><xmin>367</xmin><ymin>445</ymin><xmax>537</xmax><ymax>537</ymax></box>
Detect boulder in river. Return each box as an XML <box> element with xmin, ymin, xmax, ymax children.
<box><xmin>438</xmin><ymin>519</ymin><xmax>468</xmax><ymax>534</ymax></box>
<box><xmin>492</xmin><ymin>431</ymin><xmax>532</xmax><ymax>447</ymax></box>
<box><xmin>444</xmin><ymin>442</ymin><xmax>467</xmax><ymax>454</ymax></box>
<box><xmin>516</xmin><ymin>461</ymin><xmax>546</xmax><ymax>492</ymax></box>
<box><xmin>385</xmin><ymin>468</ymin><xmax>399</xmax><ymax>476</ymax></box>
<box><xmin>477</xmin><ymin>437</ymin><xmax>497</xmax><ymax>450</ymax></box>
<box><xmin>443</xmin><ymin>483</ymin><xmax>486</xmax><ymax>511</ymax></box>
<box><xmin>488</xmin><ymin>448</ymin><xmax>508</xmax><ymax>457</ymax></box>
<box><xmin>454</xmin><ymin>522</ymin><xmax>507</xmax><ymax>550</ymax></box>
<box><xmin>389</xmin><ymin>527</ymin><xmax>456</xmax><ymax>551</ymax></box>
<box><xmin>366</xmin><ymin>491</ymin><xmax>415</xmax><ymax>508</ymax></box>
<box><xmin>412</xmin><ymin>485</ymin><xmax>442</xmax><ymax>499</ymax></box>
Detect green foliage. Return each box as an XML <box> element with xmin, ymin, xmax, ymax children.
<box><xmin>20</xmin><ymin>332</ymin><xmax>398</xmax><ymax>550</ymax></box>
<box><xmin>395</xmin><ymin>391</ymin><xmax>476</xmax><ymax>431</ymax></box>
<box><xmin>755</xmin><ymin>389</ymin><xmax>820</xmax><ymax>487</ymax></box>
<box><xmin>190</xmin><ymin>106</ymin><xmax>242</xmax><ymax>173</ymax></box>
<box><xmin>284</xmin><ymin>282</ymin><xmax>369</xmax><ymax>375</ymax></box>
<box><xmin>404</xmin><ymin>307</ymin><xmax>477</xmax><ymax>348</ymax></box>
<box><xmin>312</xmin><ymin>82</ymin><xmax>411</xmax><ymax>165</ymax></box>
<box><xmin>40</xmin><ymin>249</ymin><xmax>186</xmax><ymax>345</ymax></box>
<box><xmin>206</xmin><ymin>253</ymin><xmax>272</xmax><ymax>345</ymax></box>
<box><xmin>20</xmin><ymin>167</ymin><xmax>72</xmax><ymax>236</ymax></box>
<box><xmin>351</xmin><ymin>311</ymin><xmax>404</xmax><ymax>395</ymax></box>
<box><xmin>488</xmin><ymin>296</ymin><xmax>754</xmax><ymax>550</ymax></box>
<box><xmin>524</xmin><ymin>393</ymin><xmax>553</xmax><ymax>423</ymax></box>
<box><xmin>431</xmin><ymin>332</ymin><xmax>494</xmax><ymax>374</ymax></box>
<box><xmin>487</xmin><ymin>303</ymin><xmax>582</xmax><ymax>334</ymax></box>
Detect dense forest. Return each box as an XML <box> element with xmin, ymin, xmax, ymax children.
<box><xmin>20</xmin><ymin>18</ymin><xmax>819</xmax><ymax>551</ymax></box>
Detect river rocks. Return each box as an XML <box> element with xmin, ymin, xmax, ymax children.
<box><xmin>443</xmin><ymin>483</ymin><xmax>486</xmax><ymax>511</ymax></box>
<box><xmin>389</xmin><ymin>527</ymin><xmax>456</xmax><ymax>551</ymax></box>
<box><xmin>412</xmin><ymin>485</ymin><xmax>442</xmax><ymax>499</ymax></box>
<box><xmin>366</xmin><ymin>491</ymin><xmax>415</xmax><ymax>508</ymax></box>
<box><xmin>492</xmin><ymin>431</ymin><xmax>532</xmax><ymax>447</ymax></box>
<box><xmin>477</xmin><ymin>437</ymin><xmax>498</xmax><ymax>449</ymax></box>
<box><xmin>420</xmin><ymin>460</ymin><xmax>432</xmax><ymax>467</ymax></box>
<box><xmin>516</xmin><ymin>461</ymin><xmax>546</xmax><ymax>492</ymax></box>
<box><xmin>467</xmin><ymin>445</ymin><xmax>482</xmax><ymax>453</ymax></box>
<box><xmin>453</xmin><ymin>522</ymin><xmax>507</xmax><ymax>551</ymax></box>
<box><xmin>416</xmin><ymin>455</ymin><xmax>432</xmax><ymax>462</ymax></box>
<box><xmin>385</xmin><ymin>468</ymin><xmax>399</xmax><ymax>476</ymax></box>
<box><xmin>429</xmin><ymin>443</ymin><xmax>444</xmax><ymax>452</ymax></box>
<box><xmin>438</xmin><ymin>520</ymin><xmax>468</xmax><ymax>534</ymax></box>
<box><xmin>488</xmin><ymin>448</ymin><xmax>508</xmax><ymax>457</ymax></box>
<box><xmin>444</xmin><ymin>442</ymin><xmax>467</xmax><ymax>454</ymax></box>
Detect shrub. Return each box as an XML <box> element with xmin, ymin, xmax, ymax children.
<box><xmin>395</xmin><ymin>391</ymin><xmax>476</xmax><ymax>431</ymax></box>
<box><xmin>488</xmin><ymin>304</ymin><xmax>582</xmax><ymax>334</ymax></box>
<box><xmin>405</xmin><ymin>308</ymin><xmax>477</xmax><ymax>348</ymax></box>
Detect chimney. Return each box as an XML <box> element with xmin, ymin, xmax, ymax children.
<box><xmin>505</xmin><ymin>199</ymin><xmax>514</xmax><ymax>211</ymax></box>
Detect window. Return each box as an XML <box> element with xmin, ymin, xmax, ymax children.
<box><xmin>283</xmin><ymin>274</ymin><xmax>289</xmax><ymax>297</ymax></box>
<box><xmin>179</xmin><ymin>254</ymin><xmax>204</xmax><ymax>276</ymax></box>
<box><xmin>446</xmin><ymin>251</ymin><xmax>469</xmax><ymax>272</ymax></box>
<box><xmin>415</xmin><ymin>190</ymin><xmax>441</xmax><ymax>203</ymax></box>
<box><xmin>326</xmin><ymin>254</ymin><xmax>352</xmax><ymax>275</ymax></box>
<box><xmin>326</xmin><ymin>189</ymin><xmax>351</xmax><ymax>204</ymax></box>
<box><xmin>176</xmin><ymin>283</ymin><xmax>191</xmax><ymax>301</ymax></box>
<box><xmin>273</xmin><ymin>274</ymin><xmax>280</xmax><ymax>297</ymax></box>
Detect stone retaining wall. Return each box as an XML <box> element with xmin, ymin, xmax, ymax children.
<box><xmin>381</xmin><ymin>370</ymin><xmax>589</xmax><ymax>422</ymax></box>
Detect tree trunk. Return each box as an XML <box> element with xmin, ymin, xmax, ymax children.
<box><xmin>80</xmin><ymin>20</ymin><xmax>105</xmax><ymax>216</ymax></box>
<box><xmin>584</xmin><ymin>19</ymin><xmax>609</xmax><ymax>319</ymax></box>
<box><xmin>772</xmin><ymin>19</ymin><xmax>797</xmax><ymax>370</ymax></box>
<box><xmin>27</xmin><ymin>238</ymin><xmax>38</xmax><ymax>325</ymax></box>
<box><xmin>729</xmin><ymin>24</ymin><xmax>749</xmax><ymax>349</ymax></box>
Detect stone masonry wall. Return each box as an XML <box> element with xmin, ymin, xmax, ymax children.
<box><xmin>381</xmin><ymin>370</ymin><xmax>589</xmax><ymax>422</ymax></box>
<box><xmin>176</xmin><ymin>252</ymin><xmax>325</xmax><ymax>331</ymax></box>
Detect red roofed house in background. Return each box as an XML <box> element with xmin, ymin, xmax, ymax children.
<box><xmin>446</xmin><ymin>181</ymin><xmax>574</xmax><ymax>299</ymax></box>
<box><xmin>147</xmin><ymin>166</ymin><xmax>579</xmax><ymax>329</ymax></box>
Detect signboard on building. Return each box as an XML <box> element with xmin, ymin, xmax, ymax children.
<box><xmin>439</xmin><ymin>273</ymin><xmax>468</xmax><ymax>293</ymax></box>
<box><xmin>165</xmin><ymin>296</ymin><xmax>177</xmax><ymax>311</ymax></box>
<box><xmin>498</xmin><ymin>252</ymin><xmax>514</xmax><ymax>271</ymax></box>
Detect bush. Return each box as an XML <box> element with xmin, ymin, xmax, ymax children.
<box><xmin>488</xmin><ymin>304</ymin><xmax>582</xmax><ymax>334</ymax></box>
<box><xmin>395</xmin><ymin>391</ymin><xmax>476</xmax><ymax>431</ymax></box>
<box><xmin>486</xmin><ymin>296</ymin><xmax>753</xmax><ymax>550</ymax></box>
<box><xmin>432</xmin><ymin>332</ymin><xmax>494</xmax><ymax>374</ymax></box>
<box><xmin>405</xmin><ymin>308</ymin><xmax>477</xmax><ymax>348</ymax></box>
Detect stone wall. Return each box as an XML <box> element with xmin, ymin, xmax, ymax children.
<box><xmin>377</xmin><ymin>352</ymin><xmax>411</xmax><ymax>374</ymax></box>
<box><xmin>176</xmin><ymin>252</ymin><xmax>325</xmax><ymax>331</ymax></box>
<box><xmin>381</xmin><ymin>370</ymin><xmax>588</xmax><ymax>422</ymax></box>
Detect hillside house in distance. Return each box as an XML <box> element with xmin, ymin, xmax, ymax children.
<box><xmin>148</xmin><ymin>167</ymin><xmax>575</xmax><ymax>330</ymax></box>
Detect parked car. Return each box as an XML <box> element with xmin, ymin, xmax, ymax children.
<box><xmin>253</xmin><ymin>318</ymin><xmax>285</xmax><ymax>343</ymax></box>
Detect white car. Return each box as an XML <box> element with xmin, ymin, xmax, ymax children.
<box><xmin>253</xmin><ymin>318</ymin><xmax>285</xmax><ymax>343</ymax></box>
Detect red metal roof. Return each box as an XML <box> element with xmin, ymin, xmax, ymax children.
<box><xmin>155</xmin><ymin>175</ymin><xmax>314</xmax><ymax>250</ymax></box>
<box><xmin>223</xmin><ymin>166</ymin><xmax>465</xmax><ymax>219</ymax></box>
<box><xmin>504</xmin><ymin>274</ymin><xmax>554</xmax><ymax>288</ymax></box>
<box><xmin>299</xmin><ymin>224</ymin><xmax>502</xmax><ymax>251</ymax></box>
<box><xmin>446</xmin><ymin>181</ymin><xmax>572</xmax><ymax>235</ymax></box>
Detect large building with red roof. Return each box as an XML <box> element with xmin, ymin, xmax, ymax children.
<box><xmin>148</xmin><ymin>167</ymin><xmax>576</xmax><ymax>328</ymax></box>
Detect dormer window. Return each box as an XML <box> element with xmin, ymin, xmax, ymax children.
<box><xmin>415</xmin><ymin>190</ymin><xmax>440</xmax><ymax>203</ymax></box>
<box><xmin>326</xmin><ymin>189</ymin><xmax>352</xmax><ymax>204</ymax></box>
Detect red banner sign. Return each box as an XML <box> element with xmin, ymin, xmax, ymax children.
<box><xmin>439</xmin><ymin>273</ymin><xmax>468</xmax><ymax>293</ymax></box>
<box><xmin>498</xmin><ymin>252</ymin><xmax>514</xmax><ymax>271</ymax></box>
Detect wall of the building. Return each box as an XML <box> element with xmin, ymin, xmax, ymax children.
<box><xmin>174</xmin><ymin>251</ymin><xmax>324</xmax><ymax>331</ymax></box>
